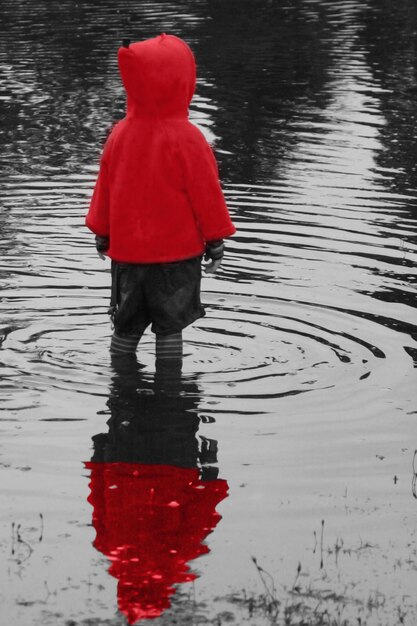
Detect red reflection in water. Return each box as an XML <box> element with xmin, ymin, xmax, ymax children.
<box><xmin>85</xmin><ymin>461</ymin><xmax>228</xmax><ymax>624</ymax></box>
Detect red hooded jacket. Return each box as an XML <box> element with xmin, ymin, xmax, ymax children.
<box><xmin>85</xmin><ymin>34</ymin><xmax>236</xmax><ymax>263</ymax></box>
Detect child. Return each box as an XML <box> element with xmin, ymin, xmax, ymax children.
<box><xmin>86</xmin><ymin>34</ymin><xmax>235</xmax><ymax>363</ymax></box>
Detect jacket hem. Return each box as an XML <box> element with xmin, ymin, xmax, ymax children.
<box><xmin>108</xmin><ymin>248</ymin><xmax>205</xmax><ymax>264</ymax></box>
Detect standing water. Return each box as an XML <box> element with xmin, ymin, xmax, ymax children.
<box><xmin>1</xmin><ymin>1</ymin><xmax>417</xmax><ymax>625</ymax></box>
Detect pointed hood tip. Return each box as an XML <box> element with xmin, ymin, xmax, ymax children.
<box><xmin>118</xmin><ymin>33</ymin><xmax>196</xmax><ymax>118</ymax></box>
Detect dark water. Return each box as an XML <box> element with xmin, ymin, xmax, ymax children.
<box><xmin>1</xmin><ymin>1</ymin><xmax>417</xmax><ymax>624</ymax></box>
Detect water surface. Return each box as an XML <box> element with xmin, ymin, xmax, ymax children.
<box><xmin>1</xmin><ymin>1</ymin><xmax>417</xmax><ymax>624</ymax></box>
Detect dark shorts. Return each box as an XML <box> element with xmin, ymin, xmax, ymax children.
<box><xmin>110</xmin><ymin>257</ymin><xmax>205</xmax><ymax>337</ymax></box>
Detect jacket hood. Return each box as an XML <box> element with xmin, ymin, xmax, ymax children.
<box><xmin>117</xmin><ymin>33</ymin><xmax>196</xmax><ymax>118</ymax></box>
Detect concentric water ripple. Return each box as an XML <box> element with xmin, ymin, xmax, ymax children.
<box><xmin>1</xmin><ymin>168</ymin><xmax>417</xmax><ymax>417</ymax></box>
<box><xmin>1</xmin><ymin>283</ymin><xmax>415</xmax><ymax>418</ymax></box>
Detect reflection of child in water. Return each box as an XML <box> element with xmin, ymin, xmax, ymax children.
<box><xmin>85</xmin><ymin>359</ymin><xmax>228</xmax><ymax>624</ymax></box>
<box><xmin>85</xmin><ymin>34</ymin><xmax>235</xmax><ymax>363</ymax></box>
<box><xmin>91</xmin><ymin>356</ymin><xmax>218</xmax><ymax>471</ymax></box>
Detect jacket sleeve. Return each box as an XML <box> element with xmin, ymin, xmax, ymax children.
<box><xmin>85</xmin><ymin>136</ymin><xmax>112</xmax><ymax>237</ymax></box>
<box><xmin>179</xmin><ymin>124</ymin><xmax>236</xmax><ymax>242</ymax></box>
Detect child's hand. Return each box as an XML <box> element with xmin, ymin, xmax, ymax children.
<box><xmin>204</xmin><ymin>258</ymin><xmax>222</xmax><ymax>273</ymax></box>
<box><xmin>204</xmin><ymin>239</ymin><xmax>224</xmax><ymax>273</ymax></box>
<box><xmin>95</xmin><ymin>235</ymin><xmax>109</xmax><ymax>260</ymax></box>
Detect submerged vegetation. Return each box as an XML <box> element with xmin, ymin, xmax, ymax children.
<box><xmin>57</xmin><ymin>549</ymin><xmax>414</xmax><ymax>626</ymax></box>
<box><xmin>9</xmin><ymin>514</ymin><xmax>417</xmax><ymax>625</ymax></box>
<box><xmin>59</xmin><ymin>576</ymin><xmax>410</xmax><ymax>626</ymax></box>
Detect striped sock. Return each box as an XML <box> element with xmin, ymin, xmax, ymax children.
<box><xmin>110</xmin><ymin>331</ymin><xmax>141</xmax><ymax>355</ymax></box>
<box><xmin>155</xmin><ymin>332</ymin><xmax>183</xmax><ymax>360</ymax></box>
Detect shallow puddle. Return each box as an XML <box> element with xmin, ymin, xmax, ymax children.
<box><xmin>1</xmin><ymin>1</ymin><xmax>417</xmax><ymax>624</ymax></box>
